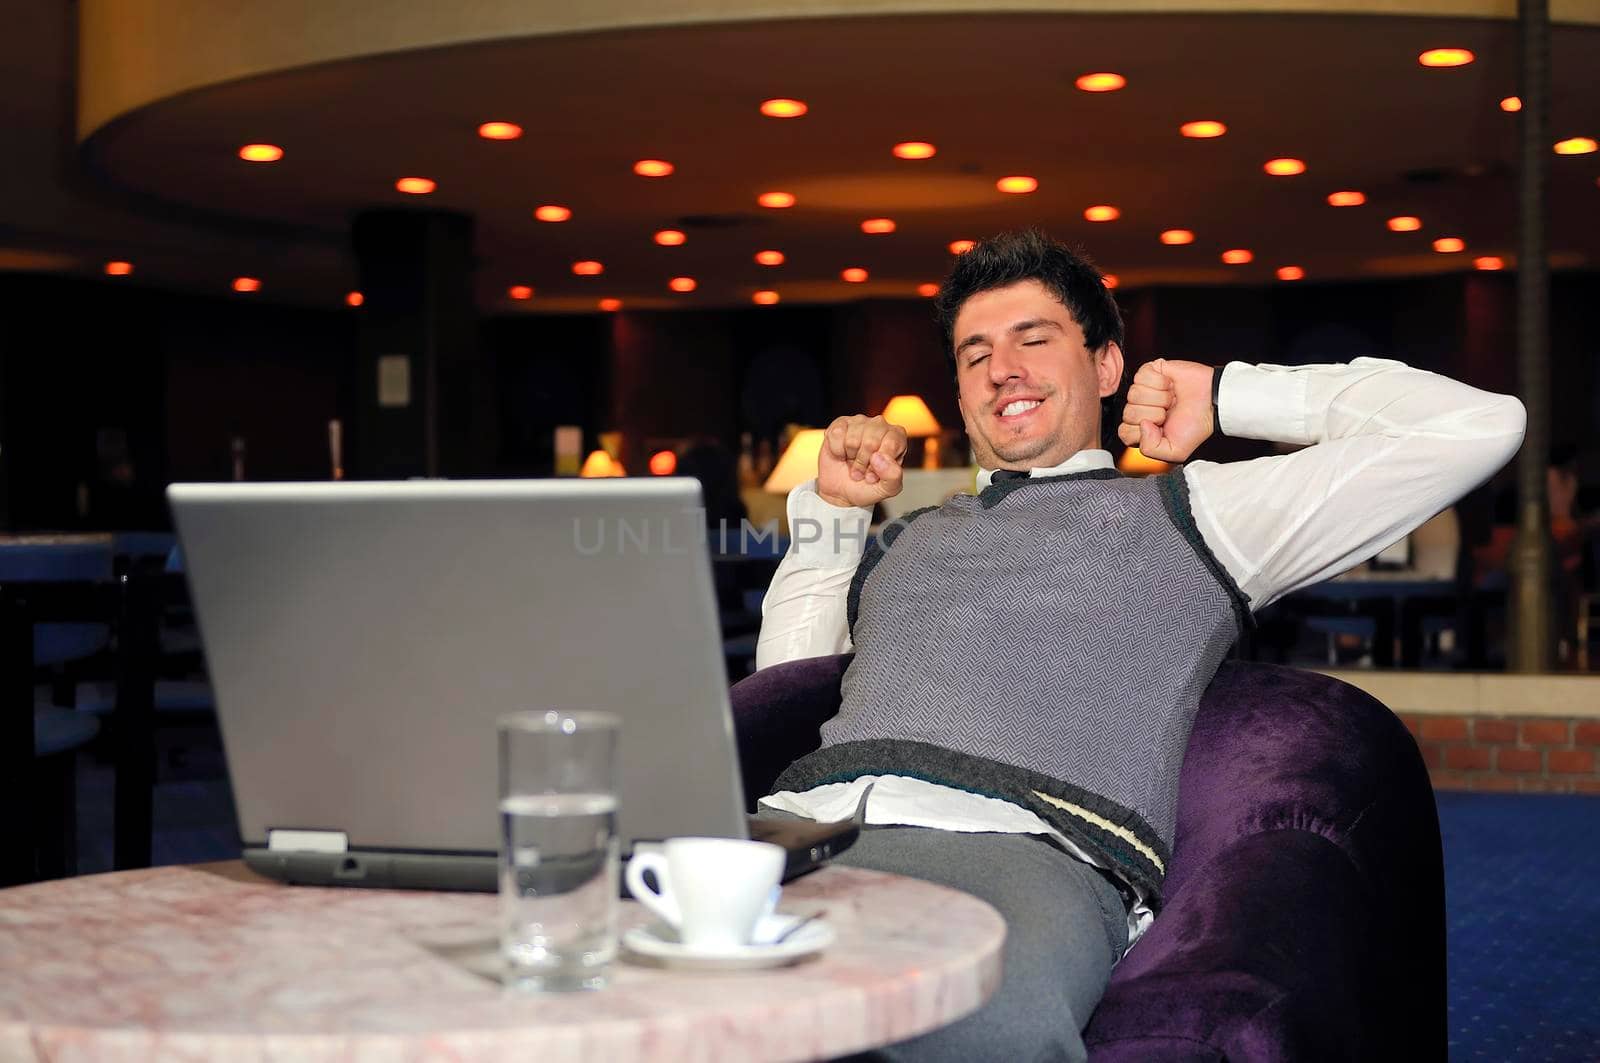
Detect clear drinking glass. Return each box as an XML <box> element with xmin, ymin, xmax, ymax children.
<box><xmin>497</xmin><ymin>710</ymin><xmax>620</xmax><ymax>991</ymax></box>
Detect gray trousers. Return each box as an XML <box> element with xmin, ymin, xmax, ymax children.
<box><xmin>763</xmin><ymin>814</ymin><xmax>1130</xmax><ymax>1063</ymax></box>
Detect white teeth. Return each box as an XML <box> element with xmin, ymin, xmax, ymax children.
<box><xmin>1000</xmin><ymin>400</ymin><xmax>1041</xmax><ymax>417</ymax></box>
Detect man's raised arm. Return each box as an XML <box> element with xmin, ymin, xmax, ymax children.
<box><xmin>754</xmin><ymin>414</ymin><xmax>907</xmax><ymax>670</ymax></box>
<box><xmin>1160</xmin><ymin>357</ymin><xmax>1526</xmax><ymax>610</ymax></box>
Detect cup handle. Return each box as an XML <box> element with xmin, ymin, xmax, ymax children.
<box><xmin>624</xmin><ymin>852</ymin><xmax>681</xmax><ymax>928</ymax></box>
<box><xmin>763</xmin><ymin>885</ymin><xmax>781</xmax><ymax>921</ymax></box>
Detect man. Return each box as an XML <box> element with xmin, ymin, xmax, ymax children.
<box><xmin>754</xmin><ymin>230</ymin><xmax>1524</xmax><ymax>1061</ymax></box>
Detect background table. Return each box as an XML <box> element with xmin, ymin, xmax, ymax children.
<box><xmin>1282</xmin><ymin>577</ymin><xmax>1457</xmax><ymax>667</ymax></box>
<box><xmin>0</xmin><ymin>863</ymin><xmax>1003</xmax><ymax>1061</ymax></box>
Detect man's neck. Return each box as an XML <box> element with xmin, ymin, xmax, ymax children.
<box><xmin>976</xmin><ymin>449</ymin><xmax>1114</xmax><ymax>489</ymax></box>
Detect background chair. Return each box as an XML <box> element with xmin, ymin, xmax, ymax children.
<box><xmin>729</xmin><ymin>655</ymin><xmax>1445</xmax><ymax>1061</ymax></box>
<box><xmin>0</xmin><ymin>538</ymin><xmax>114</xmax><ymax>884</ymax></box>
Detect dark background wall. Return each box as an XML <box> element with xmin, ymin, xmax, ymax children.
<box><xmin>2</xmin><ymin>269</ymin><xmax>1595</xmax><ymax>532</ymax></box>
<box><xmin>0</xmin><ymin>274</ymin><xmax>355</xmax><ymax>530</ymax></box>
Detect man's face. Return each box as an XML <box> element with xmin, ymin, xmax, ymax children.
<box><xmin>951</xmin><ymin>279</ymin><xmax>1124</xmax><ymax>471</ymax></box>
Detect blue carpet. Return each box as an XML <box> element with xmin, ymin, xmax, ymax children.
<box><xmin>1436</xmin><ymin>792</ymin><xmax>1600</xmax><ymax>1062</ymax></box>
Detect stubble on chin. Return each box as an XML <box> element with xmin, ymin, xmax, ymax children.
<box><xmin>991</xmin><ymin>436</ymin><xmax>1056</xmax><ymax>464</ymax></box>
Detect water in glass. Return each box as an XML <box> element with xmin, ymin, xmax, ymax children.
<box><xmin>499</xmin><ymin>792</ymin><xmax>619</xmax><ymax>990</ymax></box>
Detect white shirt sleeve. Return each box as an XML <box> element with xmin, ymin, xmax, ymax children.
<box><xmin>754</xmin><ymin>480</ymin><xmax>872</xmax><ymax>670</ymax></box>
<box><xmin>1185</xmin><ymin>357</ymin><xmax>1526</xmax><ymax>610</ymax></box>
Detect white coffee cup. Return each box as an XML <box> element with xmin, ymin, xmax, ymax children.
<box><xmin>625</xmin><ymin>837</ymin><xmax>786</xmax><ymax>949</ymax></box>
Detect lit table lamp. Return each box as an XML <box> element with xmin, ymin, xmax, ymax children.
<box><xmin>1116</xmin><ymin>446</ymin><xmax>1171</xmax><ymax>477</ymax></box>
<box><xmin>579</xmin><ymin>449</ymin><xmax>626</xmax><ymax>477</ymax></box>
<box><xmin>881</xmin><ymin>395</ymin><xmax>942</xmax><ymax>469</ymax></box>
<box><xmin>753</xmin><ymin>428</ymin><xmax>827</xmax><ymax>537</ymax></box>
<box><xmin>763</xmin><ymin>428</ymin><xmax>825</xmax><ymax>494</ymax></box>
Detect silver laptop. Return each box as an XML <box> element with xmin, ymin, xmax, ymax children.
<box><xmin>168</xmin><ymin>478</ymin><xmax>853</xmax><ymax>891</ymax></box>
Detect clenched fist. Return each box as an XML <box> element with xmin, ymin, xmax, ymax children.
<box><xmin>1117</xmin><ymin>358</ymin><xmax>1216</xmax><ymax>463</ymax></box>
<box><xmin>816</xmin><ymin>414</ymin><xmax>907</xmax><ymax>508</ymax></box>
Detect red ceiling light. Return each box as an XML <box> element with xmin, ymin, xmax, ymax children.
<box><xmin>103</xmin><ymin>261</ymin><xmax>133</xmax><ymax>276</ymax></box>
<box><xmin>917</xmin><ymin>283</ymin><xmax>939</xmax><ymax>297</ymax></box>
<box><xmin>753</xmin><ymin>290</ymin><xmax>780</xmax><ymax>305</ymax></box>
<box><xmin>232</xmin><ymin>277</ymin><xmax>261</xmax><ymax>293</ymax></box>
<box><xmin>634</xmin><ymin>159</ymin><xmax>675</xmax><ymax>177</ymax></box>
<box><xmin>477</xmin><ymin>122</ymin><xmax>522</xmax><ymax>140</ymax></box>
<box><xmin>1277</xmin><ymin>266</ymin><xmax>1305</xmax><ymax>281</ymax></box>
<box><xmin>758</xmin><ymin>191</ymin><xmax>796</xmax><ymax>208</ymax></box>
<box><xmin>395</xmin><ymin>177</ymin><xmax>436</xmax><ymax>194</ymax></box>
<box><xmin>1221</xmin><ymin>249</ymin><xmax>1254</xmax><ymax>264</ymax></box>
<box><xmin>572</xmin><ymin>261</ymin><xmax>604</xmax><ymax>276</ymax></box>
<box><xmin>238</xmin><ymin>143</ymin><xmax>284</xmax><ymax>162</ymax></box>
<box><xmin>649</xmin><ymin>450</ymin><xmax>678</xmax><ymax>476</ymax></box>
<box><xmin>654</xmin><ymin>229</ymin><xmax>687</xmax><ymax>246</ymax></box>
<box><xmin>1075</xmin><ymin>72</ymin><xmax>1126</xmax><ymax>92</ymax></box>
<box><xmin>1159</xmin><ymin>229</ymin><xmax>1195</xmax><ymax>245</ymax></box>
<box><xmin>1418</xmin><ymin>48</ymin><xmax>1475</xmax><ymax>67</ymax></box>
<box><xmin>599</xmin><ymin>298</ymin><xmax>623</xmax><ymax>311</ymax></box>
<box><xmin>1433</xmin><ymin>237</ymin><xmax>1466</xmax><ymax>253</ymax></box>
<box><xmin>1474</xmin><ymin>256</ymin><xmax>1505</xmax><ymax>271</ymax></box>
<box><xmin>760</xmin><ymin>98</ymin><xmax>808</xmax><ymax>118</ymax></box>
<box><xmin>861</xmin><ymin>218</ymin><xmax>897</xmax><ymax>234</ymax></box>
<box><xmin>755</xmin><ymin>250</ymin><xmax>785</xmax><ymax>266</ymax></box>
<box><xmin>1264</xmin><ymin>158</ymin><xmax>1306</xmax><ymax>176</ymax></box>
<box><xmin>1180</xmin><ymin>121</ymin><xmax>1227</xmax><ymax>138</ymax></box>
<box><xmin>841</xmin><ymin>267</ymin><xmax>869</xmax><ymax>283</ymax></box>
<box><xmin>948</xmin><ymin>239</ymin><xmax>976</xmax><ymax>254</ymax></box>
<box><xmin>1102</xmin><ymin>274</ymin><xmax>1119</xmax><ymax>289</ymax></box>
<box><xmin>669</xmin><ymin>277</ymin><xmax>697</xmax><ymax>292</ymax></box>
<box><xmin>997</xmin><ymin>175</ymin><xmax>1038</xmax><ymax>194</ymax></box>
<box><xmin>533</xmin><ymin>205</ymin><xmax>571</xmax><ymax>222</ymax></box>
<box><xmin>345</xmin><ymin>291</ymin><xmax>364</xmax><ymax>306</ymax></box>
<box><xmin>1387</xmin><ymin>215</ymin><xmax>1423</xmax><ymax>232</ymax></box>
<box><xmin>1084</xmin><ymin>205</ymin><xmax>1121</xmax><ymax>222</ymax></box>
<box><xmin>1500</xmin><ymin>96</ymin><xmax>1523</xmax><ymax>112</ymax></box>
<box><xmin>508</xmin><ymin>285</ymin><xmax>533</xmax><ymax>300</ymax></box>
<box><xmin>892</xmin><ymin>141</ymin><xmax>937</xmax><ymax>159</ymax></box>
<box><xmin>1327</xmin><ymin>191</ymin><xmax>1367</xmax><ymax>206</ymax></box>
<box><xmin>1554</xmin><ymin>137</ymin><xmax>1598</xmax><ymax>155</ymax></box>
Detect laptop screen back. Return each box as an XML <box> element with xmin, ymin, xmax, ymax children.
<box><xmin>169</xmin><ymin>478</ymin><xmax>748</xmax><ymax>858</ymax></box>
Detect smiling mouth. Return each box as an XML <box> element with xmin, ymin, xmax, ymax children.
<box><xmin>996</xmin><ymin>398</ymin><xmax>1044</xmax><ymax>420</ymax></box>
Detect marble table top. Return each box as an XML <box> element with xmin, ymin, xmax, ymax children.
<box><xmin>0</xmin><ymin>863</ymin><xmax>1003</xmax><ymax>1062</ymax></box>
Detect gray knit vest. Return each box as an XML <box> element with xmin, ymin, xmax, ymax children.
<box><xmin>772</xmin><ymin>469</ymin><xmax>1248</xmax><ymax>904</ymax></box>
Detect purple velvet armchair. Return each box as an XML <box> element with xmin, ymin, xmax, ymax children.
<box><xmin>729</xmin><ymin>655</ymin><xmax>1446</xmax><ymax>1061</ymax></box>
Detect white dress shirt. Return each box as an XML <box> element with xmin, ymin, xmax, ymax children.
<box><xmin>755</xmin><ymin>357</ymin><xmax>1525</xmax><ymax>948</ymax></box>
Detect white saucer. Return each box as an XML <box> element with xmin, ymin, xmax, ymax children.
<box><xmin>622</xmin><ymin>914</ymin><xmax>834</xmax><ymax>971</ymax></box>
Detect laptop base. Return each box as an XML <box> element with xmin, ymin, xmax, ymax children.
<box><xmin>247</xmin><ymin>817</ymin><xmax>858</xmax><ymax>893</ymax></box>
<box><xmin>245</xmin><ymin>849</ymin><xmax>497</xmax><ymax>892</ymax></box>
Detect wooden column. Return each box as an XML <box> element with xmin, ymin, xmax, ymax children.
<box><xmin>1509</xmin><ymin>0</ymin><xmax>1554</xmax><ymax>671</ymax></box>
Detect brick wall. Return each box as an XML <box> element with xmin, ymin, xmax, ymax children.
<box><xmin>1401</xmin><ymin>715</ymin><xmax>1600</xmax><ymax>794</ymax></box>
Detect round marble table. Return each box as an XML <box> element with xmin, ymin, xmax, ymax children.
<box><xmin>0</xmin><ymin>863</ymin><xmax>1004</xmax><ymax>1061</ymax></box>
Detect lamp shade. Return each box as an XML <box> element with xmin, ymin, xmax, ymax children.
<box><xmin>764</xmin><ymin>428</ymin><xmax>825</xmax><ymax>493</ymax></box>
<box><xmin>1116</xmin><ymin>446</ymin><xmax>1171</xmax><ymax>477</ymax></box>
<box><xmin>579</xmin><ymin>449</ymin><xmax>625</xmax><ymax>477</ymax></box>
<box><xmin>881</xmin><ymin>395</ymin><xmax>941</xmax><ymax>437</ymax></box>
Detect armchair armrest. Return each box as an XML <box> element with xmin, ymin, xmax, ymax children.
<box><xmin>1087</xmin><ymin>829</ymin><xmax>1378</xmax><ymax>1060</ymax></box>
<box><xmin>727</xmin><ymin>653</ymin><xmax>849</xmax><ymax>810</ymax></box>
<box><xmin>1089</xmin><ymin>661</ymin><xmax>1446</xmax><ymax>1061</ymax></box>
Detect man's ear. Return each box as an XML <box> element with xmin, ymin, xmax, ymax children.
<box><xmin>1096</xmin><ymin>342</ymin><xmax>1125</xmax><ymax>399</ymax></box>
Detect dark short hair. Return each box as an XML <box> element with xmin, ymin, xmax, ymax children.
<box><xmin>934</xmin><ymin>229</ymin><xmax>1124</xmax><ymax>363</ymax></box>
<box><xmin>933</xmin><ymin>229</ymin><xmax>1127</xmax><ymax>446</ymax></box>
